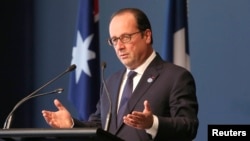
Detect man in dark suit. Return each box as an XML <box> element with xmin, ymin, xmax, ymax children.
<box><xmin>42</xmin><ymin>8</ymin><xmax>199</xmax><ymax>141</ymax></box>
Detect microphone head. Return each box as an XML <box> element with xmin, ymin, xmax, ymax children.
<box><xmin>101</xmin><ymin>62</ymin><xmax>107</xmax><ymax>69</ymax></box>
<box><xmin>67</xmin><ymin>64</ymin><xmax>77</xmax><ymax>72</ymax></box>
<box><xmin>55</xmin><ymin>88</ymin><xmax>64</xmax><ymax>93</ymax></box>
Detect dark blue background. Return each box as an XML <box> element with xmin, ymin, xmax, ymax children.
<box><xmin>1</xmin><ymin>1</ymin><xmax>250</xmax><ymax>141</ymax></box>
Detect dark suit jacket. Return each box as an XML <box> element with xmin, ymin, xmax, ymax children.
<box><xmin>74</xmin><ymin>54</ymin><xmax>199</xmax><ymax>141</ymax></box>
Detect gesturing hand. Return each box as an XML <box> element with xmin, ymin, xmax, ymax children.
<box><xmin>123</xmin><ymin>100</ymin><xmax>154</xmax><ymax>129</ymax></box>
<box><xmin>42</xmin><ymin>99</ymin><xmax>73</xmax><ymax>128</ymax></box>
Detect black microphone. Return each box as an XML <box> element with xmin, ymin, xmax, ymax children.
<box><xmin>25</xmin><ymin>88</ymin><xmax>64</xmax><ymax>100</ymax></box>
<box><xmin>101</xmin><ymin>62</ymin><xmax>112</xmax><ymax>131</ymax></box>
<box><xmin>3</xmin><ymin>64</ymin><xmax>76</xmax><ymax>129</ymax></box>
<box><xmin>3</xmin><ymin>88</ymin><xmax>64</xmax><ymax>129</ymax></box>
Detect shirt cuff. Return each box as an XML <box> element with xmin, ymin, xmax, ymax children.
<box><xmin>145</xmin><ymin>115</ymin><xmax>159</xmax><ymax>139</ymax></box>
<box><xmin>70</xmin><ymin>118</ymin><xmax>74</xmax><ymax>128</ymax></box>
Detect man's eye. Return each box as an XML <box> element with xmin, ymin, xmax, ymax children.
<box><xmin>121</xmin><ymin>35</ymin><xmax>130</xmax><ymax>41</ymax></box>
<box><xmin>122</xmin><ymin>35</ymin><xmax>130</xmax><ymax>39</ymax></box>
<box><xmin>112</xmin><ymin>38</ymin><xmax>118</xmax><ymax>42</ymax></box>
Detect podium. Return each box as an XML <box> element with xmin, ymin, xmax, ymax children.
<box><xmin>0</xmin><ymin>128</ymin><xmax>124</xmax><ymax>141</ymax></box>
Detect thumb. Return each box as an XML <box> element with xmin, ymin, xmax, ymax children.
<box><xmin>143</xmin><ymin>100</ymin><xmax>151</xmax><ymax>113</ymax></box>
<box><xmin>54</xmin><ymin>99</ymin><xmax>66</xmax><ymax>111</ymax></box>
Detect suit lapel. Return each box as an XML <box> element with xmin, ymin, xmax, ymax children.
<box><xmin>128</xmin><ymin>67</ymin><xmax>160</xmax><ymax>111</ymax></box>
<box><xmin>115</xmin><ymin>54</ymin><xmax>164</xmax><ymax>131</ymax></box>
<box><xmin>108</xmin><ymin>69</ymin><xmax>126</xmax><ymax>133</ymax></box>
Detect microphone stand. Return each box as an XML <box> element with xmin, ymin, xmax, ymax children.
<box><xmin>3</xmin><ymin>88</ymin><xmax>64</xmax><ymax>129</ymax></box>
<box><xmin>101</xmin><ymin>62</ymin><xmax>112</xmax><ymax>131</ymax></box>
<box><xmin>3</xmin><ymin>64</ymin><xmax>76</xmax><ymax>129</ymax></box>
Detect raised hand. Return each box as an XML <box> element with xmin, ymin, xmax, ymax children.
<box><xmin>42</xmin><ymin>99</ymin><xmax>73</xmax><ymax>128</ymax></box>
<box><xmin>123</xmin><ymin>100</ymin><xmax>154</xmax><ymax>129</ymax></box>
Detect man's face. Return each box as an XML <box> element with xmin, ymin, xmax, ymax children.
<box><xmin>109</xmin><ymin>12</ymin><xmax>152</xmax><ymax>70</ymax></box>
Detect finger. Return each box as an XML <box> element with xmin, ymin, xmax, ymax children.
<box><xmin>124</xmin><ymin>116</ymin><xmax>137</xmax><ymax>126</ymax></box>
<box><xmin>130</xmin><ymin>113</ymin><xmax>145</xmax><ymax>122</ymax></box>
<box><xmin>124</xmin><ymin>117</ymin><xmax>144</xmax><ymax>129</ymax></box>
<box><xmin>54</xmin><ymin>99</ymin><xmax>66</xmax><ymax>111</ymax></box>
<box><xmin>41</xmin><ymin>110</ymin><xmax>50</xmax><ymax>118</ymax></box>
<box><xmin>48</xmin><ymin>121</ymin><xmax>59</xmax><ymax>128</ymax></box>
<box><xmin>131</xmin><ymin>111</ymin><xmax>143</xmax><ymax>116</ymax></box>
<box><xmin>126</xmin><ymin>114</ymin><xmax>142</xmax><ymax>124</ymax></box>
<box><xmin>42</xmin><ymin>113</ymin><xmax>51</xmax><ymax>124</ymax></box>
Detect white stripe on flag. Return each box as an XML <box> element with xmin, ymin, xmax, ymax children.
<box><xmin>173</xmin><ymin>28</ymin><xmax>190</xmax><ymax>71</ymax></box>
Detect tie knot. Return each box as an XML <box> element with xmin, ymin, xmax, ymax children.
<box><xmin>127</xmin><ymin>71</ymin><xmax>137</xmax><ymax>79</ymax></box>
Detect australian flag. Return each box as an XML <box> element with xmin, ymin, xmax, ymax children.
<box><xmin>162</xmin><ymin>0</ymin><xmax>190</xmax><ymax>70</ymax></box>
<box><xmin>68</xmin><ymin>0</ymin><xmax>100</xmax><ymax>121</ymax></box>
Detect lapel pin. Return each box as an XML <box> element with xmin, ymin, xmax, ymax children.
<box><xmin>147</xmin><ymin>76</ymin><xmax>155</xmax><ymax>83</ymax></box>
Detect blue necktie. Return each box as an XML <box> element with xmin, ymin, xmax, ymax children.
<box><xmin>117</xmin><ymin>71</ymin><xmax>137</xmax><ymax>125</ymax></box>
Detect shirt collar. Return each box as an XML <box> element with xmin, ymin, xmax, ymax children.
<box><xmin>126</xmin><ymin>51</ymin><xmax>156</xmax><ymax>75</ymax></box>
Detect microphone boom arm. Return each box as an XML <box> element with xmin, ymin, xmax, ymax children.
<box><xmin>3</xmin><ymin>88</ymin><xmax>64</xmax><ymax>129</ymax></box>
<box><xmin>3</xmin><ymin>64</ymin><xmax>76</xmax><ymax>129</ymax></box>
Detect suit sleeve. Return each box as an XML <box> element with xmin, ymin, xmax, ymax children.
<box><xmin>73</xmin><ymin>100</ymin><xmax>102</xmax><ymax>128</ymax></box>
<box><xmin>154</xmin><ymin>69</ymin><xmax>199</xmax><ymax>140</ymax></box>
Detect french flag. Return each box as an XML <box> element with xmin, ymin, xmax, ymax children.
<box><xmin>163</xmin><ymin>0</ymin><xmax>190</xmax><ymax>70</ymax></box>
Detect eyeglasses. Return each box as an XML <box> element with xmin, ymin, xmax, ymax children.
<box><xmin>108</xmin><ymin>31</ymin><xmax>141</xmax><ymax>46</ymax></box>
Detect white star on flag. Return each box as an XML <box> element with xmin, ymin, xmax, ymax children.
<box><xmin>71</xmin><ymin>30</ymin><xmax>96</xmax><ymax>83</ymax></box>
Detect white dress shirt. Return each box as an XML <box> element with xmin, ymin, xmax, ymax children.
<box><xmin>117</xmin><ymin>51</ymin><xmax>159</xmax><ymax>139</ymax></box>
